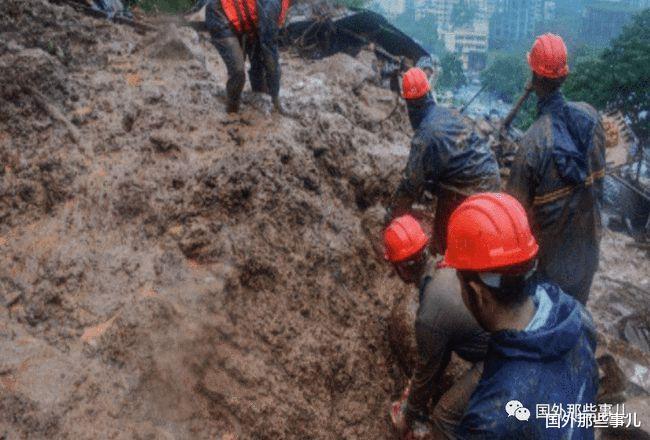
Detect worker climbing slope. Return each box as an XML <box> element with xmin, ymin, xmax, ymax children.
<box><xmin>443</xmin><ymin>193</ymin><xmax>598</xmax><ymax>439</ymax></box>
<box><xmin>507</xmin><ymin>33</ymin><xmax>607</xmax><ymax>304</ymax></box>
<box><xmin>384</xmin><ymin>215</ymin><xmax>487</xmax><ymax>439</ymax></box>
<box><xmin>204</xmin><ymin>0</ymin><xmax>289</xmax><ymax>113</ymax></box>
<box><xmin>387</xmin><ymin>67</ymin><xmax>501</xmax><ymax>255</ymax></box>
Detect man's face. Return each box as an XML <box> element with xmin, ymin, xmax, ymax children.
<box><xmin>394</xmin><ymin>255</ymin><xmax>426</xmax><ymax>285</ymax></box>
<box><xmin>423</xmin><ymin>67</ymin><xmax>439</xmax><ymax>90</ymax></box>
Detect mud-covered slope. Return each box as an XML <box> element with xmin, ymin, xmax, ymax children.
<box><xmin>2</xmin><ymin>2</ymin><xmax>649</xmax><ymax>439</ymax></box>
<box><xmin>0</xmin><ymin>1</ymin><xmax>416</xmax><ymax>438</ymax></box>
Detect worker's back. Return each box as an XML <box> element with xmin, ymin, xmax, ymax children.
<box><xmin>457</xmin><ymin>281</ymin><xmax>598</xmax><ymax>439</ymax></box>
<box><xmin>507</xmin><ymin>91</ymin><xmax>606</xmax><ymax>304</ymax></box>
<box><xmin>407</xmin><ymin>99</ymin><xmax>501</xmax><ymax>195</ymax></box>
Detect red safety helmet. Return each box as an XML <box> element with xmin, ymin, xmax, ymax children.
<box><xmin>441</xmin><ymin>193</ymin><xmax>538</xmax><ymax>271</ymax></box>
<box><xmin>401</xmin><ymin>67</ymin><xmax>431</xmax><ymax>100</ymax></box>
<box><xmin>384</xmin><ymin>215</ymin><xmax>429</xmax><ymax>263</ymax></box>
<box><xmin>527</xmin><ymin>33</ymin><xmax>569</xmax><ymax>79</ymax></box>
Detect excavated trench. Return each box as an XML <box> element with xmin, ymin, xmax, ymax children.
<box><xmin>0</xmin><ymin>1</ymin><xmax>648</xmax><ymax>439</ymax></box>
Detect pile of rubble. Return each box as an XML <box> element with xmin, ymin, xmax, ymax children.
<box><xmin>0</xmin><ymin>1</ymin><xmax>647</xmax><ymax>438</ymax></box>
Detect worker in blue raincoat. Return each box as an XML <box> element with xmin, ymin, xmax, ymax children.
<box><xmin>387</xmin><ymin>67</ymin><xmax>501</xmax><ymax>255</ymax></box>
<box><xmin>444</xmin><ymin>193</ymin><xmax>598</xmax><ymax>440</ymax></box>
<box><xmin>507</xmin><ymin>34</ymin><xmax>607</xmax><ymax>304</ymax></box>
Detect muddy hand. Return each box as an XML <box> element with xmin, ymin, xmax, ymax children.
<box><xmin>390</xmin><ymin>400</ymin><xmax>409</xmax><ymax>436</ymax></box>
<box><xmin>408</xmin><ymin>420</ymin><xmax>434</xmax><ymax>440</ymax></box>
<box><xmin>390</xmin><ymin>383</ymin><xmax>412</xmax><ymax>438</ymax></box>
<box><xmin>391</xmin><ymin>404</ymin><xmax>433</xmax><ymax>440</ymax></box>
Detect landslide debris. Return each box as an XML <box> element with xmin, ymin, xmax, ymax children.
<box><xmin>1</xmin><ymin>1</ymin><xmax>648</xmax><ymax>439</ymax></box>
<box><xmin>0</xmin><ymin>1</ymin><xmax>413</xmax><ymax>438</ymax></box>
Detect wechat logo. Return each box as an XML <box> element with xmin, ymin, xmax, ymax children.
<box><xmin>505</xmin><ymin>400</ymin><xmax>530</xmax><ymax>421</ymax></box>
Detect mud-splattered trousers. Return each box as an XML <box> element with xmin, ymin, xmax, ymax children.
<box><xmin>507</xmin><ymin>92</ymin><xmax>606</xmax><ymax>304</ymax></box>
<box><xmin>406</xmin><ymin>267</ymin><xmax>488</xmax><ymax>438</ymax></box>
<box><xmin>391</xmin><ymin>95</ymin><xmax>501</xmax><ymax>255</ymax></box>
<box><xmin>205</xmin><ymin>0</ymin><xmax>282</xmax><ymax>109</ymax></box>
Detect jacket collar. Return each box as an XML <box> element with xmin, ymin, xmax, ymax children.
<box><xmin>406</xmin><ymin>93</ymin><xmax>436</xmax><ymax>130</ymax></box>
<box><xmin>537</xmin><ymin>90</ymin><xmax>565</xmax><ymax>116</ymax></box>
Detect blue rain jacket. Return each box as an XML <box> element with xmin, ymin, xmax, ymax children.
<box><xmin>457</xmin><ymin>281</ymin><xmax>598</xmax><ymax>439</ymax></box>
<box><xmin>397</xmin><ymin>94</ymin><xmax>501</xmax><ymax>198</ymax></box>
<box><xmin>391</xmin><ymin>95</ymin><xmax>501</xmax><ymax>253</ymax></box>
<box><xmin>507</xmin><ymin>92</ymin><xmax>607</xmax><ymax>304</ymax></box>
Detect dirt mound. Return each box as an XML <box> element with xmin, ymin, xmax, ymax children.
<box><xmin>1</xmin><ymin>1</ymin><xmax>647</xmax><ymax>439</ymax></box>
<box><xmin>0</xmin><ymin>1</ymin><xmax>412</xmax><ymax>438</ymax></box>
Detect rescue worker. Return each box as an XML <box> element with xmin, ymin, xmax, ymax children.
<box><xmin>441</xmin><ymin>192</ymin><xmax>598</xmax><ymax>439</ymax></box>
<box><xmin>385</xmin><ymin>215</ymin><xmax>488</xmax><ymax>439</ymax></box>
<box><xmin>507</xmin><ymin>33</ymin><xmax>607</xmax><ymax>304</ymax></box>
<box><xmin>415</xmin><ymin>55</ymin><xmax>440</xmax><ymax>91</ymax></box>
<box><xmin>387</xmin><ymin>67</ymin><xmax>501</xmax><ymax>255</ymax></box>
<box><xmin>204</xmin><ymin>0</ymin><xmax>289</xmax><ymax>113</ymax></box>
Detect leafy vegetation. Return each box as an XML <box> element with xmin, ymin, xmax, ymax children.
<box><xmin>480</xmin><ymin>53</ymin><xmax>528</xmax><ymax>103</ymax></box>
<box><xmin>564</xmin><ymin>8</ymin><xmax>650</xmax><ymax>140</ymax></box>
<box><xmin>437</xmin><ymin>53</ymin><xmax>466</xmax><ymax>91</ymax></box>
<box><xmin>390</xmin><ymin>11</ymin><xmax>446</xmax><ymax>55</ymax></box>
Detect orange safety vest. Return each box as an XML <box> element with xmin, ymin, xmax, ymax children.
<box><xmin>220</xmin><ymin>0</ymin><xmax>290</xmax><ymax>34</ymax></box>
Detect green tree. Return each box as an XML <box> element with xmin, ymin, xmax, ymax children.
<box><xmin>480</xmin><ymin>53</ymin><xmax>529</xmax><ymax>103</ymax></box>
<box><xmin>437</xmin><ymin>53</ymin><xmax>466</xmax><ymax>90</ymax></box>
<box><xmin>411</xmin><ymin>14</ymin><xmax>445</xmax><ymax>54</ymax></box>
<box><xmin>564</xmin><ymin>8</ymin><xmax>650</xmax><ymax>140</ymax></box>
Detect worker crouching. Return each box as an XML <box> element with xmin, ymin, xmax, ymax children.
<box><xmin>387</xmin><ymin>193</ymin><xmax>599</xmax><ymax>438</ymax></box>
<box><xmin>388</xmin><ymin>67</ymin><xmax>501</xmax><ymax>255</ymax></box>
<box><xmin>385</xmin><ymin>215</ymin><xmax>488</xmax><ymax>439</ymax></box>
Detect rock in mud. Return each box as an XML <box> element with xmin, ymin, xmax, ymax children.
<box><xmin>146</xmin><ymin>25</ymin><xmax>205</xmax><ymax>65</ymax></box>
<box><xmin>150</xmin><ymin>130</ymin><xmax>182</xmax><ymax>153</ymax></box>
<box><xmin>1</xmin><ymin>1</ymin><xmax>647</xmax><ymax>439</ymax></box>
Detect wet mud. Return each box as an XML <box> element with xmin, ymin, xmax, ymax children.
<box><xmin>0</xmin><ymin>1</ymin><xmax>648</xmax><ymax>439</ymax></box>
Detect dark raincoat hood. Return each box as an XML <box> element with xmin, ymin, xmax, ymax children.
<box><xmin>538</xmin><ymin>91</ymin><xmax>598</xmax><ymax>184</ymax></box>
<box><xmin>406</xmin><ymin>93</ymin><xmax>436</xmax><ymax>130</ymax></box>
<box><xmin>490</xmin><ymin>281</ymin><xmax>583</xmax><ymax>360</ymax></box>
<box><xmin>457</xmin><ymin>281</ymin><xmax>598</xmax><ymax>439</ymax></box>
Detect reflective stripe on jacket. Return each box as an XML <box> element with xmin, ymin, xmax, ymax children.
<box><xmin>507</xmin><ymin>91</ymin><xmax>606</xmax><ymax>304</ymax></box>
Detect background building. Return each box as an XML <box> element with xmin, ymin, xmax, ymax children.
<box><xmin>440</xmin><ymin>24</ymin><xmax>489</xmax><ymax>70</ymax></box>
<box><xmin>436</xmin><ymin>0</ymin><xmax>489</xmax><ymax>71</ymax></box>
<box><xmin>418</xmin><ymin>0</ymin><xmax>457</xmax><ymax>26</ymax></box>
<box><xmin>488</xmin><ymin>0</ymin><xmax>540</xmax><ymax>49</ymax></box>
<box><xmin>371</xmin><ymin>0</ymin><xmax>406</xmax><ymax>18</ymax></box>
